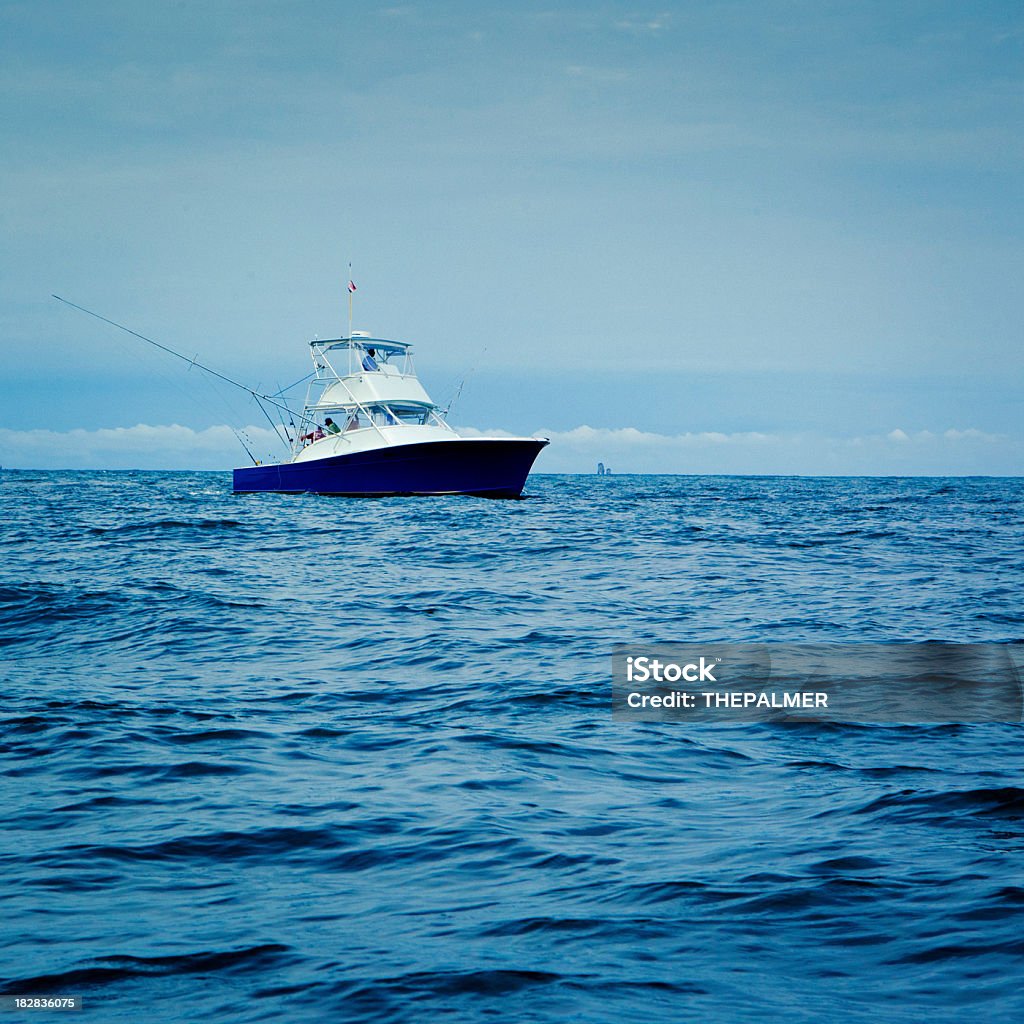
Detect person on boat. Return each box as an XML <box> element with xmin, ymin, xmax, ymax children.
<box><xmin>324</xmin><ymin>417</ymin><xmax>340</xmax><ymax>434</ymax></box>
<box><xmin>344</xmin><ymin>410</ymin><xmax>360</xmax><ymax>431</ymax></box>
<box><xmin>361</xmin><ymin>347</ymin><xmax>379</xmax><ymax>372</ymax></box>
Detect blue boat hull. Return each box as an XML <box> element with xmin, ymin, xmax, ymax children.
<box><xmin>233</xmin><ymin>438</ymin><xmax>549</xmax><ymax>497</ymax></box>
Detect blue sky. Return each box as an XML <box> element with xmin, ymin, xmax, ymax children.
<box><xmin>2</xmin><ymin>1</ymin><xmax>1021</xmax><ymax>472</ymax></box>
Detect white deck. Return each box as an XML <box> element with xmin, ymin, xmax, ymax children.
<box><xmin>293</xmin><ymin>424</ymin><xmax>459</xmax><ymax>461</ymax></box>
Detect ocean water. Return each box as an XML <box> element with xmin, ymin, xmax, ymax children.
<box><xmin>1</xmin><ymin>471</ymin><xmax>1022</xmax><ymax>1023</ymax></box>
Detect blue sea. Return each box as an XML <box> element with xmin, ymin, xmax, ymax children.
<box><xmin>1</xmin><ymin>471</ymin><xmax>1022</xmax><ymax>1023</ymax></box>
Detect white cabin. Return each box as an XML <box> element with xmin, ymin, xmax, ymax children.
<box><xmin>292</xmin><ymin>334</ymin><xmax>459</xmax><ymax>463</ymax></box>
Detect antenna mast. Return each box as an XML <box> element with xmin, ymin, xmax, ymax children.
<box><xmin>347</xmin><ymin>264</ymin><xmax>356</xmax><ymax>339</ymax></box>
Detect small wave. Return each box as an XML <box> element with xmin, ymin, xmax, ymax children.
<box><xmin>158</xmin><ymin>760</ymin><xmax>252</xmax><ymax>779</ymax></box>
<box><xmin>51</xmin><ymin>826</ymin><xmax>344</xmax><ymax>866</ymax></box>
<box><xmin>950</xmin><ymin>885</ymin><xmax>1024</xmax><ymax>922</ymax></box>
<box><xmin>597</xmin><ymin>879</ymin><xmax>743</xmax><ymax>907</ymax></box>
<box><xmin>885</xmin><ymin>936</ymin><xmax>1024</xmax><ymax>965</ymax></box>
<box><xmin>855</xmin><ymin>786</ymin><xmax>1024</xmax><ymax>821</ymax></box>
<box><xmin>0</xmin><ymin>584</ymin><xmax>122</xmax><ymax>630</ymax></box>
<box><xmin>85</xmin><ymin>519</ymin><xmax>245</xmax><ymax>536</ymax></box>
<box><xmin>0</xmin><ymin>944</ymin><xmax>293</xmax><ymax>994</ymax></box>
<box><xmin>477</xmin><ymin>916</ymin><xmax>606</xmax><ymax>938</ymax></box>
<box><xmin>69</xmin><ymin>758</ymin><xmax>249</xmax><ymax>782</ymax></box>
<box><xmin>806</xmin><ymin>855</ymin><xmax>887</xmax><ymax>875</ymax></box>
<box><xmin>162</xmin><ymin>727</ymin><xmax>272</xmax><ymax>745</ymax></box>
<box><xmin>358</xmin><ymin>967</ymin><xmax>562</xmax><ymax>998</ymax></box>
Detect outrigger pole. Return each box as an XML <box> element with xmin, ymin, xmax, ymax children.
<box><xmin>51</xmin><ymin>295</ymin><xmax>298</xmax><ymax>420</ymax></box>
<box><xmin>347</xmin><ymin>264</ymin><xmax>355</xmax><ymax>339</ymax></box>
<box><xmin>51</xmin><ymin>294</ymin><xmax>302</xmax><ymax>459</ymax></box>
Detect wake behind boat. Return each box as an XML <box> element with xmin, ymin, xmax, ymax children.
<box><xmin>234</xmin><ymin>332</ymin><xmax>548</xmax><ymax>497</ymax></box>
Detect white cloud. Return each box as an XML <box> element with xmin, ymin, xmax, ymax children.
<box><xmin>943</xmin><ymin>427</ymin><xmax>991</xmax><ymax>441</ymax></box>
<box><xmin>0</xmin><ymin>424</ymin><xmax>284</xmax><ymax>471</ymax></box>
<box><xmin>0</xmin><ymin>422</ymin><xmax>1017</xmax><ymax>476</ymax></box>
<box><xmin>463</xmin><ymin>424</ymin><xmax>1016</xmax><ymax>475</ymax></box>
<box><xmin>614</xmin><ymin>13</ymin><xmax>671</xmax><ymax>34</ymax></box>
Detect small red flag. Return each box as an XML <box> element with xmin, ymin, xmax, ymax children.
<box><xmin>347</xmin><ymin>280</ymin><xmax>357</xmax><ymax>294</ymax></box>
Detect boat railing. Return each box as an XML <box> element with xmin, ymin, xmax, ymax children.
<box><xmin>294</xmin><ymin>409</ymin><xmax>455</xmax><ymax>453</ymax></box>
<box><xmin>312</xmin><ymin>341</ymin><xmax>416</xmax><ymax>381</ymax></box>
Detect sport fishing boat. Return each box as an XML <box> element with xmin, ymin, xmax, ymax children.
<box><xmin>232</xmin><ymin>332</ymin><xmax>548</xmax><ymax>496</ymax></box>
<box><xmin>52</xmin><ymin>291</ymin><xmax>548</xmax><ymax>498</ymax></box>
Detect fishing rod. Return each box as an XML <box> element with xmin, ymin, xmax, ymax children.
<box><xmin>250</xmin><ymin>387</ymin><xmax>292</xmax><ymax>450</ymax></box>
<box><xmin>272</xmin><ymin>383</ymin><xmax>296</xmax><ymax>444</ymax></box>
<box><xmin>444</xmin><ymin>346</ymin><xmax>487</xmax><ymax>417</ymax></box>
<box><xmin>51</xmin><ymin>295</ymin><xmax>299</xmax><ymax>420</ymax></box>
<box><xmin>444</xmin><ymin>377</ymin><xmax>466</xmax><ymax>417</ymax></box>
<box><xmin>231</xmin><ymin>428</ymin><xmax>259</xmax><ymax>466</ymax></box>
<box><xmin>271</xmin><ymin>371</ymin><xmax>314</xmax><ymax>397</ymax></box>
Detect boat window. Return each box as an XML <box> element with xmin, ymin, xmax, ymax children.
<box><xmin>360</xmin><ymin>404</ymin><xmax>396</xmax><ymax>426</ymax></box>
<box><xmin>388</xmin><ymin>405</ymin><xmax>430</xmax><ymax>426</ymax></box>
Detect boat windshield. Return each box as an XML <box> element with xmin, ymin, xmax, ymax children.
<box><xmin>326</xmin><ymin>404</ymin><xmax>437</xmax><ymax>430</ymax></box>
<box><xmin>387</xmin><ymin>405</ymin><xmax>433</xmax><ymax>426</ymax></box>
